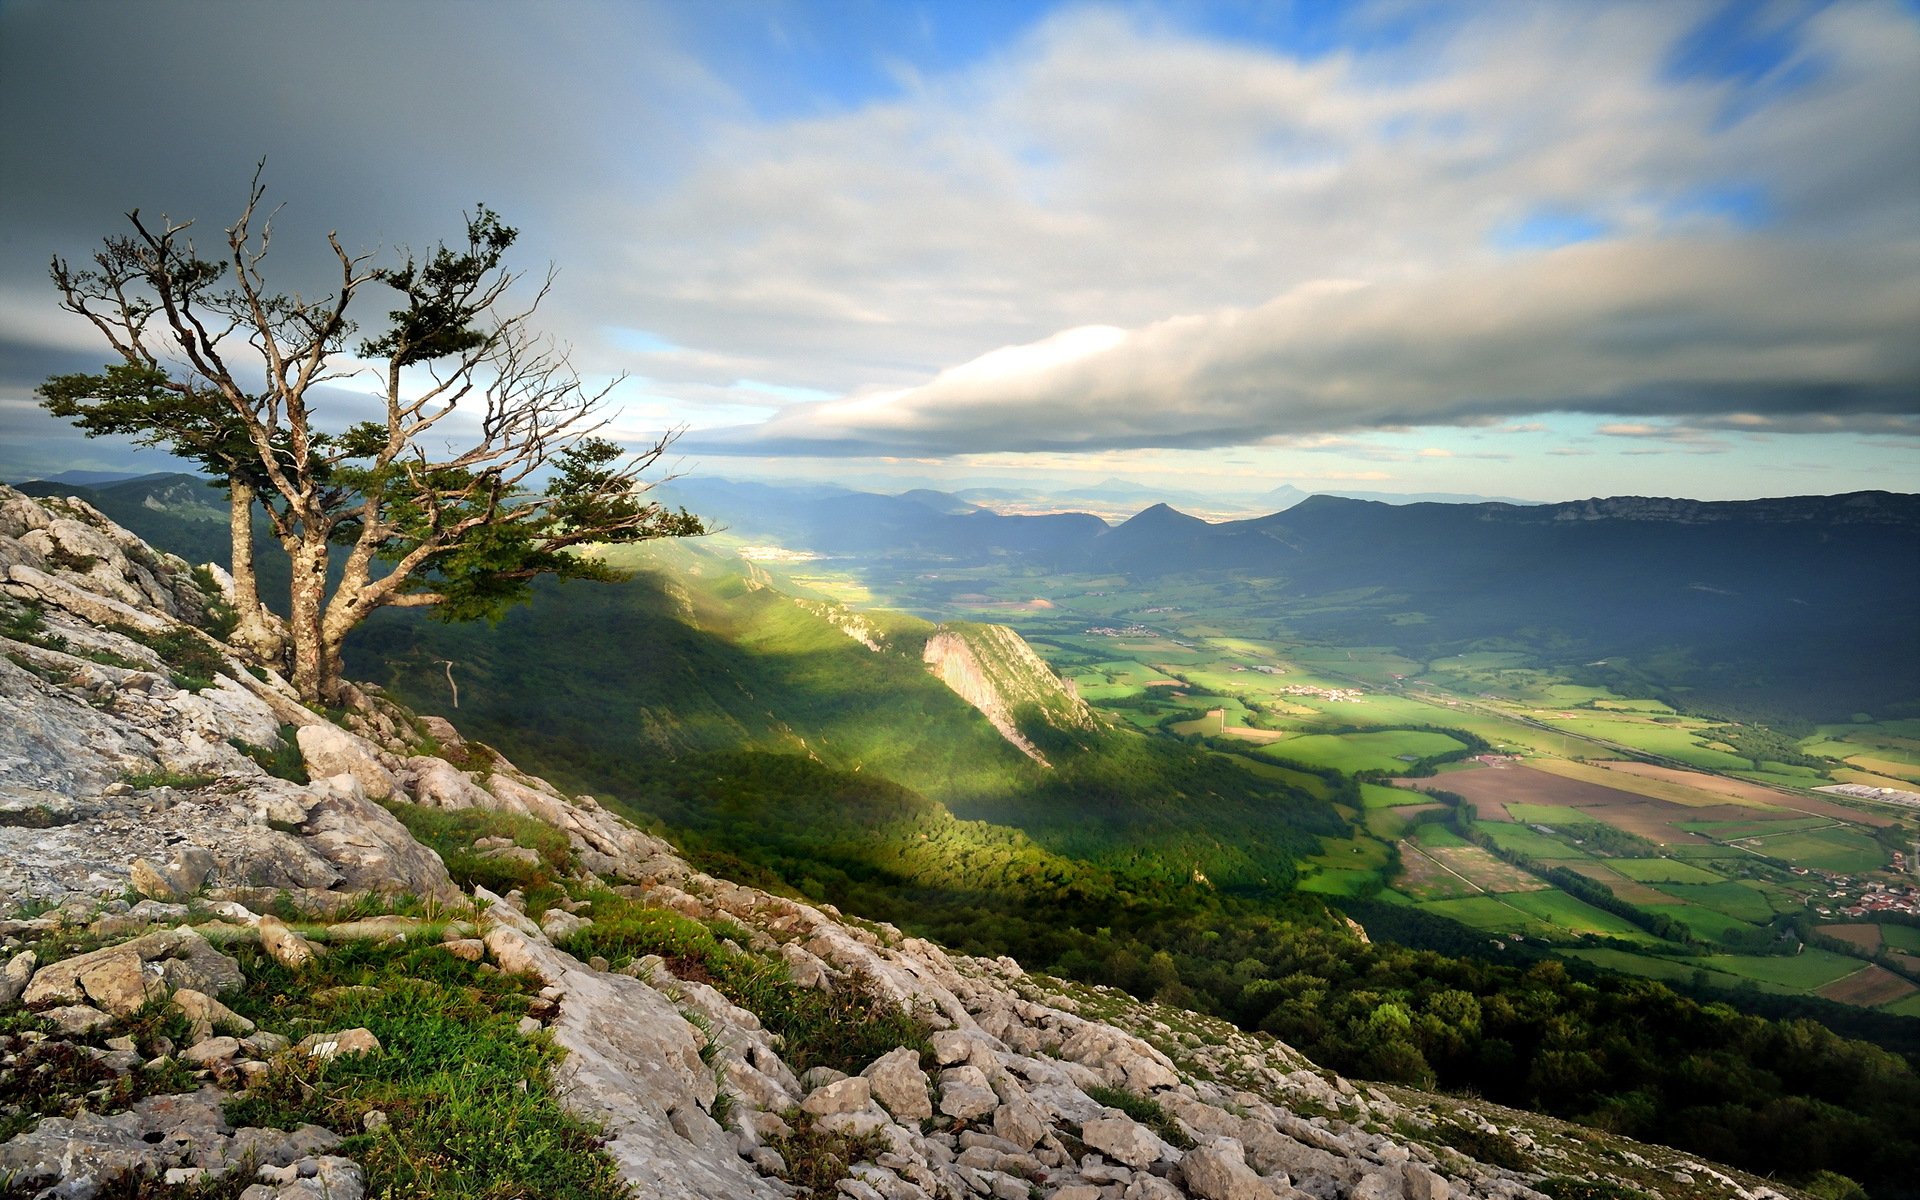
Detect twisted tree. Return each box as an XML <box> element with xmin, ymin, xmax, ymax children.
<box><xmin>41</xmin><ymin>172</ymin><xmax>703</xmax><ymax>702</ymax></box>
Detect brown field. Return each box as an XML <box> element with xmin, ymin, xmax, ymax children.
<box><xmin>1890</xmin><ymin>951</ymin><xmax>1920</xmax><ymax>975</ymax></box>
<box><xmin>1393</xmin><ymin>779</ymin><xmax>1517</xmax><ymax>822</ymax></box>
<box><xmin>1596</xmin><ymin>761</ymin><xmax>1896</xmax><ymax>827</ymax></box>
<box><xmin>1560</xmin><ymin>861</ymin><xmax>1674</xmax><ymax>905</ymax></box>
<box><xmin>1816</xmin><ymin>923</ymin><xmax>1883</xmax><ymax>951</ymax></box>
<box><xmin>1842</xmin><ymin>756</ymin><xmax>1920</xmax><ymax>785</ymax></box>
<box><xmin>1539</xmin><ymin>758</ymin><xmax>1760</xmax><ymax>808</ymax></box>
<box><xmin>1400</xmin><ymin>764</ymin><xmax>1729</xmax><ymax>846</ymax></box>
<box><xmin>1220</xmin><ymin>725</ymin><xmax>1289</xmax><ymax>743</ymax></box>
<box><xmin>1816</xmin><ymin>964</ymin><xmax>1918</xmax><ymax>1008</ymax></box>
<box><xmin>1396</xmin><ymin>844</ymin><xmax>1482</xmax><ymax>901</ymax></box>
<box><xmin>1426</xmin><ymin>845</ymin><xmax>1548</xmax><ymax>894</ymax></box>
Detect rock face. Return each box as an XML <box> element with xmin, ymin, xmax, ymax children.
<box><xmin>921</xmin><ymin>622</ymin><xmax>1097</xmax><ymax>766</ymax></box>
<box><xmin>0</xmin><ymin>484</ymin><xmax>1804</xmax><ymax>1200</ymax></box>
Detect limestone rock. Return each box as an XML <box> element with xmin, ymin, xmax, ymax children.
<box><xmin>297</xmin><ymin>1027</ymin><xmax>382</xmax><ymax>1062</ymax></box>
<box><xmin>257</xmin><ymin>914</ymin><xmax>319</xmax><ymax>970</ymax></box>
<box><xmin>173</xmin><ymin>987</ymin><xmax>256</xmax><ymax>1043</ymax></box>
<box><xmin>540</xmin><ymin>908</ymin><xmax>592</xmax><ymax>940</ymax></box>
<box><xmin>42</xmin><ymin>1003</ymin><xmax>114</xmax><ymax>1035</ymax></box>
<box><xmin>0</xmin><ymin>948</ymin><xmax>37</xmax><ymax>1004</ymax></box>
<box><xmin>77</xmin><ymin>951</ymin><xmax>166</xmax><ymax>1017</ymax></box>
<box><xmin>863</xmin><ymin>1046</ymin><xmax>934</xmax><ymax>1121</ymax></box>
<box><xmin>939</xmin><ymin>1065</ymin><xmax>1000</xmax><ymax>1121</ymax></box>
<box><xmin>295</xmin><ymin>725</ymin><xmax>398</xmax><ymax>800</ymax></box>
<box><xmin>1082</xmin><ymin>1115</ymin><xmax>1163</xmax><ymax>1168</ymax></box>
<box><xmin>296</xmin><ymin>775</ymin><xmax>456</xmax><ymax>900</ymax></box>
<box><xmin>802</xmin><ymin>1075</ymin><xmax>873</xmax><ymax>1116</ymax></box>
<box><xmin>1182</xmin><ymin>1138</ymin><xmax>1286</xmax><ymax>1200</ymax></box>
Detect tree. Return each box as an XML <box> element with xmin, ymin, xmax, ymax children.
<box><xmin>42</xmin><ymin>171</ymin><xmax>703</xmax><ymax>703</ymax></box>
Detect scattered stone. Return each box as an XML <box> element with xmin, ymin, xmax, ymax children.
<box><xmin>297</xmin><ymin>1027</ymin><xmax>382</xmax><ymax>1062</ymax></box>
<box><xmin>258</xmin><ymin>913</ymin><xmax>319</xmax><ymax>970</ymax></box>
<box><xmin>173</xmin><ymin>987</ymin><xmax>256</xmax><ymax>1043</ymax></box>
<box><xmin>938</xmin><ymin>1065</ymin><xmax>1000</xmax><ymax>1121</ymax></box>
<box><xmin>539</xmin><ymin>907</ymin><xmax>592</xmax><ymax>940</ymax></box>
<box><xmin>41</xmin><ymin>1003</ymin><xmax>113</xmax><ymax>1035</ymax></box>
<box><xmin>802</xmin><ymin>1075</ymin><xmax>873</xmax><ymax>1116</ymax></box>
<box><xmin>182</xmin><ymin>1035</ymin><xmax>243</xmax><ymax>1066</ymax></box>
<box><xmin>1</xmin><ymin>948</ymin><xmax>37</xmax><ymax>1004</ymax></box>
<box><xmin>78</xmin><ymin>951</ymin><xmax>166</xmax><ymax>1016</ymax></box>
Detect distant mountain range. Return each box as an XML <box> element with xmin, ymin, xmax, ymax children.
<box><xmin>663</xmin><ymin>477</ymin><xmax>1920</xmax><ymax>722</ymax></box>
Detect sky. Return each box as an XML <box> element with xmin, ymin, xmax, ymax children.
<box><xmin>1</xmin><ymin>0</ymin><xmax>1916</xmax><ymax>503</ymax></box>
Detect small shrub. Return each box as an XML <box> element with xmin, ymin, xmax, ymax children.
<box><xmin>190</xmin><ymin>565</ymin><xmax>240</xmax><ymax>640</ymax></box>
<box><xmin>230</xmin><ymin>725</ymin><xmax>309</xmax><ymax>784</ymax></box>
<box><xmin>766</xmin><ymin>1111</ymin><xmax>885</xmax><ymax>1194</ymax></box>
<box><xmin>107</xmin><ymin>622</ymin><xmax>230</xmax><ymax>692</ymax></box>
<box><xmin>1083</xmin><ymin>1084</ymin><xmax>1194</xmax><ymax>1150</ymax></box>
<box><xmin>1536</xmin><ymin>1178</ymin><xmax>1653</xmax><ymax>1200</ymax></box>
<box><xmin>1434</xmin><ymin>1121</ymin><xmax>1533</xmax><ymax>1171</ymax></box>
<box><xmin>384</xmin><ymin>804</ymin><xmax>575</xmax><ymax>893</ymax></box>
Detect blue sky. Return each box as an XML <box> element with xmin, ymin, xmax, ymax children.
<box><xmin>1</xmin><ymin>0</ymin><xmax>1915</xmax><ymax>502</ymax></box>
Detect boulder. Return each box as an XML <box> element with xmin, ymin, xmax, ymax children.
<box><xmin>0</xmin><ymin>949</ymin><xmax>37</xmax><ymax>1004</ymax></box>
<box><xmin>77</xmin><ymin>951</ymin><xmax>166</xmax><ymax>1016</ymax></box>
<box><xmin>801</xmin><ymin>1075</ymin><xmax>873</xmax><ymax>1116</ymax></box>
<box><xmin>1181</xmin><ymin>1138</ymin><xmax>1284</xmax><ymax>1200</ymax></box>
<box><xmin>863</xmin><ymin>1046</ymin><xmax>933</xmax><ymax>1121</ymax></box>
<box><xmin>1081</xmin><ymin>1115</ymin><xmax>1163</xmax><ymax>1168</ymax></box>
<box><xmin>938</xmin><ymin>1065</ymin><xmax>1000</xmax><ymax>1121</ymax></box>
<box><xmin>295</xmin><ymin>724</ymin><xmax>398</xmax><ymax>799</ymax></box>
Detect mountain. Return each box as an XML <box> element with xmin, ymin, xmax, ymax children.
<box><xmin>18</xmin><ymin>468</ymin><xmax>148</xmax><ymax>486</ymax></box>
<box><xmin>5</xmin><ymin>481</ymin><xmax>1917</xmax><ymax>1200</ymax></box>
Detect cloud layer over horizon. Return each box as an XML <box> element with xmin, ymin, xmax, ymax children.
<box><xmin>2</xmin><ymin>0</ymin><xmax>1915</xmax><ymax>489</ymax></box>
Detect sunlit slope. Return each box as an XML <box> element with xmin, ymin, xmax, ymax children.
<box><xmin>347</xmin><ymin>541</ymin><xmax>1342</xmax><ymax>890</ymax></box>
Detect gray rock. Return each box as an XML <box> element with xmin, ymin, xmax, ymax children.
<box><xmin>1181</xmin><ymin>1138</ymin><xmax>1285</xmax><ymax>1200</ymax></box>
<box><xmin>42</xmin><ymin>1003</ymin><xmax>114</xmax><ymax>1034</ymax></box>
<box><xmin>863</xmin><ymin>1046</ymin><xmax>934</xmax><ymax>1121</ymax></box>
<box><xmin>295</xmin><ymin>725</ymin><xmax>398</xmax><ymax>800</ymax></box>
<box><xmin>1</xmin><ymin>948</ymin><xmax>37</xmax><ymax>1003</ymax></box>
<box><xmin>297</xmin><ymin>1028</ymin><xmax>382</xmax><ymax>1062</ymax></box>
<box><xmin>938</xmin><ymin>1065</ymin><xmax>1000</xmax><ymax>1121</ymax></box>
<box><xmin>1081</xmin><ymin>1115</ymin><xmax>1163</xmax><ymax>1168</ymax></box>
<box><xmin>803</xmin><ymin>1075</ymin><xmax>874</xmax><ymax>1116</ymax></box>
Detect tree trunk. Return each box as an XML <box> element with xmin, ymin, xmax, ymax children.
<box><xmin>224</xmin><ymin>480</ymin><xmax>285</xmax><ymax>664</ymax></box>
<box><xmin>287</xmin><ymin>535</ymin><xmax>331</xmax><ymax>703</ymax></box>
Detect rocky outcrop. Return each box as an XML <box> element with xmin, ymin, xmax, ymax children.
<box><xmin>922</xmin><ymin>622</ymin><xmax>1098</xmax><ymax>765</ymax></box>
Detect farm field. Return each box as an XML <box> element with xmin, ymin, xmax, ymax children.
<box><xmin>1254</xmin><ymin>729</ymin><xmax>1468</xmax><ymax>774</ymax></box>
<box><xmin>804</xmin><ymin>557</ymin><xmax>1920</xmax><ymax>1007</ymax></box>
<box><xmin>1817</xmin><ymin>923</ymin><xmax>1883</xmax><ymax>951</ymax></box>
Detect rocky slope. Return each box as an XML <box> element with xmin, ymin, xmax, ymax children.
<box><xmin>0</xmin><ymin>484</ymin><xmax>1801</xmax><ymax>1200</ymax></box>
<box><xmin>922</xmin><ymin>623</ymin><xmax>1098</xmax><ymax>767</ymax></box>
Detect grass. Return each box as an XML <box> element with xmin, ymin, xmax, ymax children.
<box><xmin>221</xmin><ymin>936</ymin><xmax>630</xmax><ymax>1200</ymax></box>
<box><xmin>1084</xmin><ymin>1084</ymin><xmax>1194</xmax><ymax>1149</ymax></box>
<box><xmin>554</xmin><ymin>890</ymin><xmax>931</xmax><ymax>1076</ymax></box>
<box><xmin>1698</xmin><ymin>948</ymin><xmax>1865</xmax><ymax>991</ymax></box>
<box><xmin>1254</xmin><ymin>730</ymin><xmax>1466</xmax><ymax>775</ymax></box>
<box><xmin>1607</xmin><ymin>858</ymin><xmax>1726</xmax><ymax>884</ymax></box>
<box><xmin>383</xmin><ymin>803</ymin><xmax>577</xmax><ymax>894</ymax></box>
<box><xmin>766</xmin><ymin>1111</ymin><xmax>886</xmax><ymax>1195</ymax></box>
<box><xmin>1646</xmin><ymin>882</ymin><xmax>1776</xmax><ymax>923</ymax></box>
<box><xmin>1737</xmin><ymin>827</ymin><xmax>1887</xmax><ymax>874</ymax></box>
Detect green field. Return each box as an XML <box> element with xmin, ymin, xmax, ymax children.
<box><xmin>1477</xmin><ymin>821</ymin><xmax>1592</xmax><ymax>859</ymax></box>
<box><xmin>1609</xmin><ymin>857</ymin><xmax>1727</xmax><ymax>884</ymax></box>
<box><xmin>1361</xmin><ymin>783</ymin><xmax>1438</xmax><ymax>809</ymax></box>
<box><xmin>1642</xmin><ymin>903</ymin><xmax>1761</xmax><ymax>945</ymax></box>
<box><xmin>1739</xmin><ymin>825</ymin><xmax>1888</xmax><ymax>873</ymax></box>
<box><xmin>1255</xmin><ymin>729</ymin><xmax>1467</xmax><ymax>774</ymax></box>
<box><xmin>1883</xmin><ymin>924</ymin><xmax>1920</xmax><ymax>953</ymax></box>
<box><xmin>1652</xmin><ymin>881</ymin><xmax>1781</xmax><ymax>922</ymax></box>
<box><xmin>1699</xmin><ymin>948</ymin><xmax>1864</xmax><ymax>991</ymax></box>
<box><xmin>1500</xmin><ymin>889</ymin><xmax>1662</xmax><ymax>939</ymax></box>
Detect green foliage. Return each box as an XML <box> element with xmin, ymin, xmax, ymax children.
<box><xmin>766</xmin><ymin>1111</ymin><xmax>886</xmax><ymax>1195</ymax></box>
<box><xmin>122</xmin><ymin>767</ymin><xmax>220</xmax><ymax>790</ymax></box>
<box><xmin>1431</xmin><ymin>1120</ymin><xmax>1533</xmax><ymax>1171</ymax></box>
<box><xmin>107</xmin><ymin>621</ymin><xmax>229</xmax><ymax>691</ymax></box>
<box><xmin>1083</xmin><ymin>1085</ymin><xmax>1194</xmax><ymax>1150</ymax></box>
<box><xmin>220</xmin><ymin>937</ymin><xmax>629</xmax><ymax>1200</ymax></box>
<box><xmin>554</xmin><ymin>891</ymin><xmax>931</xmax><ymax>1075</ymax></box>
<box><xmin>191</xmin><ymin>564</ymin><xmax>241</xmax><ymax>640</ymax></box>
<box><xmin>1535</xmin><ymin>1177</ymin><xmax>1653</xmax><ymax>1200</ymax></box>
<box><xmin>382</xmin><ymin>802</ymin><xmax>575</xmax><ymax>894</ymax></box>
<box><xmin>230</xmin><ymin>724</ymin><xmax>309</xmax><ymax>783</ymax></box>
